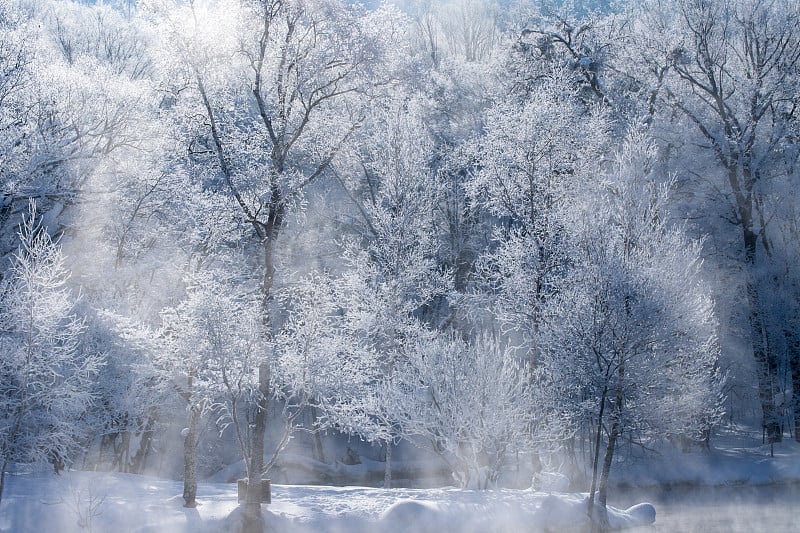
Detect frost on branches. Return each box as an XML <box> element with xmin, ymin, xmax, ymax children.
<box><xmin>0</xmin><ymin>202</ymin><xmax>103</xmax><ymax>504</ymax></box>
<box><xmin>537</xmin><ymin>130</ymin><xmax>725</xmax><ymax>524</ymax></box>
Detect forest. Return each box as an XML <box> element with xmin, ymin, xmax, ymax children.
<box><xmin>1</xmin><ymin>0</ymin><xmax>799</xmax><ymax>529</ymax></box>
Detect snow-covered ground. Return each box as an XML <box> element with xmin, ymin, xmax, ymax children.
<box><xmin>3</xmin><ymin>425</ymin><xmax>800</xmax><ymax>532</ymax></box>
<box><xmin>0</xmin><ymin>470</ymin><xmax>655</xmax><ymax>533</ymax></box>
<box><xmin>608</xmin><ymin>424</ymin><xmax>800</xmax><ymax>488</ymax></box>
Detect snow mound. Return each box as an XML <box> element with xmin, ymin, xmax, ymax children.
<box><xmin>380</xmin><ymin>499</ymin><xmax>533</xmax><ymax>533</ymax></box>
<box><xmin>613</xmin><ymin>502</ymin><xmax>657</xmax><ymax>528</ymax></box>
<box><xmin>534</xmin><ymin>494</ymin><xmax>655</xmax><ymax>531</ymax></box>
<box><xmin>379</xmin><ymin>494</ymin><xmax>656</xmax><ymax>532</ymax></box>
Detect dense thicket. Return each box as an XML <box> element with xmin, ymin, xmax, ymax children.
<box><xmin>1</xmin><ymin>0</ymin><xmax>797</xmax><ymax>522</ymax></box>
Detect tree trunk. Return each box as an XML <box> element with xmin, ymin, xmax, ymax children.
<box><xmin>131</xmin><ymin>409</ymin><xmax>158</xmax><ymax>474</ymax></box>
<box><xmin>747</xmin><ymin>278</ymin><xmax>782</xmax><ymax>443</ymax></box>
<box><xmin>735</xmin><ymin>191</ymin><xmax>782</xmax><ymax>444</ymax></box>
<box><xmin>183</xmin><ymin>405</ymin><xmax>201</xmax><ymax>508</ymax></box>
<box><xmin>588</xmin><ymin>420</ymin><xmax>619</xmax><ymax>533</ymax></box>
<box><xmin>588</xmin><ymin>385</ymin><xmax>608</xmax><ymax>517</ymax></box>
<box><xmin>182</xmin><ymin>407</ymin><xmax>200</xmax><ymax>508</ymax></box>
<box><xmin>0</xmin><ymin>457</ymin><xmax>9</xmax><ymax>505</ymax></box>
<box><xmin>588</xmin><ymin>394</ymin><xmax>621</xmax><ymax>533</ymax></box>
<box><xmin>111</xmin><ymin>430</ymin><xmax>131</xmax><ymax>472</ymax></box>
<box><xmin>598</xmin><ymin>418</ymin><xmax>620</xmax><ymax>510</ymax></box>
<box><xmin>310</xmin><ymin>406</ymin><xmax>325</xmax><ymax>464</ymax></box>
<box><xmin>790</xmin><ymin>336</ymin><xmax>800</xmax><ymax>443</ymax></box>
<box><xmin>51</xmin><ymin>453</ymin><xmax>64</xmax><ymax>475</ymax></box>
<box><xmin>243</xmin><ymin>362</ymin><xmax>270</xmax><ymax>532</ymax></box>
<box><xmin>384</xmin><ymin>440</ymin><xmax>392</xmax><ymax>489</ymax></box>
<box><xmin>242</xmin><ymin>227</ymin><xmax>279</xmax><ymax>532</ymax></box>
<box><xmin>97</xmin><ymin>433</ymin><xmax>115</xmax><ymax>470</ymax></box>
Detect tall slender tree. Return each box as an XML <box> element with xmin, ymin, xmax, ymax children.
<box><xmin>0</xmin><ymin>202</ymin><xmax>103</xmax><ymax>505</ymax></box>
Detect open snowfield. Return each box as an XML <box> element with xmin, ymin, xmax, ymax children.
<box><xmin>0</xmin><ymin>470</ymin><xmax>655</xmax><ymax>533</ymax></box>
<box><xmin>4</xmin><ymin>426</ymin><xmax>800</xmax><ymax>532</ymax></box>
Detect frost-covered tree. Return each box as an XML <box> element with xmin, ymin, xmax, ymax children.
<box><xmin>628</xmin><ymin>0</ymin><xmax>800</xmax><ymax>442</ymax></box>
<box><xmin>0</xmin><ymin>0</ymin><xmax>178</xmax><ymax>480</ymax></box>
<box><xmin>146</xmin><ymin>0</ymin><xmax>401</xmax><ymax>519</ymax></box>
<box><xmin>0</xmin><ymin>202</ymin><xmax>103</xmax><ymax>505</ymax></box>
<box><xmin>386</xmin><ymin>331</ymin><xmax>534</xmax><ymax>488</ymax></box>
<box><xmin>466</xmin><ymin>70</ymin><xmax>607</xmax><ymax>372</ymax></box>
<box><xmin>340</xmin><ymin>99</ymin><xmax>451</xmax><ymax>482</ymax></box>
<box><xmin>5</xmin><ymin>0</ymin><xmax>156</xmax><ymax>210</ymax></box>
<box><xmin>119</xmin><ymin>265</ymin><xmax>264</xmax><ymax>508</ymax></box>
<box><xmin>511</xmin><ymin>2</ymin><xmax>618</xmax><ymax>105</ymax></box>
<box><xmin>275</xmin><ymin>271</ymin><xmax>389</xmax><ymax>461</ymax></box>
<box><xmin>1</xmin><ymin>0</ymin><xmax>789</xmax><ymax>505</ymax></box>
<box><xmin>538</xmin><ymin>130</ymin><xmax>724</xmax><ymax>526</ymax></box>
<box><xmin>0</xmin><ymin>1</ymin><xmax>35</xmax><ymax>254</ymax></box>
<box><xmin>408</xmin><ymin>0</ymin><xmax>501</xmax><ymax>66</ymax></box>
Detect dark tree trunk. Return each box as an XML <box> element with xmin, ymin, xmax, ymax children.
<box><xmin>243</xmin><ymin>362</ymin><xmax>270</xmax><ymax>532</ymax></box>
<box><xmin>98</xmin><ymin>433</ymin><xmax>115</xmax><ymax>469</ymax></box>
<box><xmin>111</xmin><ymin>430</ymin><xmax>131</xmax><ymax>472</ymax></box>
<box><xmin>242</xmin><ymin>224</ymin><xmax>279</xmax><ymax>532</ymax></box>
<box><xmin>746</xmin><ymin>276</ymin><xmax>782</xmax><ymax>444</ymax></box>
<box><xmin>587</xmin><ymin>385</ymin><xmax>608</xmax><ymax>527</ymax></box>
<box><xmin>183</xmin><ymin>405</ymin><xmax>200</xmax><ymax>508</ymax></box>
<box><xmin>51</xmin><ymin>453</ymin><xmax>64</xmax><ymax>475</ymax></box>
<box><xmin>738</xmin><ymin>199</ymin><xmax>782</xmax><ymax>444</ymax></box>
<box><xmin>0</xmin><ymin>457</ymin><xmax>9</xmax><ymax>505</ymax></box>
<box><xmin>790</xmin><ymin>336</ymin><xmax>800</xmax><ymax>443</ymax></box>
<box><xmin>131</xmin><ymin>409</ymin><xmax>158</xmax><ymax>474</ymax></box>
<box><xmin>310</xmin><ymin>406</ymin><xmax>325</xmax><ymax>464</ymax></box>
<box><xmin>598</xmin><ymin>418</ymin><xmax>620</xmax><ymax>510</ymax></box>
<box><xmin>384</xmin><ymin>440</ymin><xmax>392</xmax><ymax>489</ymax></box>
<box><xmin>588</xmin><ymin>387</ymin><xmax>607</xmax><ymax>495</ymax></box>
<box><xmin>754</xmin><ymin>340</ymin><xmax>782</xmax><ymax>443</ymax></box>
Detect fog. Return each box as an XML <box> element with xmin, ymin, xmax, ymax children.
<box><xmin>619</xmin><ymin>484</ymin><xmax>800</xmax><ymax>533</ymax></box>
<box><xmin>3</xmin><ymin>0</ymin><xmax>800</xmax><ymax>530</ymax></box>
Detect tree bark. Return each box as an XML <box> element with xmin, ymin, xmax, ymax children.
<box><xmin>588</xmin><ymin>385</ymin><xmax>608</xmax><ymax>515</ymax></box>
<box><xmin>598</xmin><ymin>416</ymin><xmax>620</xmax><ymax>510</ymax></box>
<box><xmin>0</xmin><ymin>457</ymin><xmax>9</xmax><ymax>505</ymax></box>
<box><xmin>183</xmin><ymin>404</ymin><xmax>200</xmax><ymax>508</ymax></box>
<box><xmin>243</xmin><ymin>362</ymin><xmax>270</xmax><ymax>532</ymax></box>
<box><xmin>111</xmin><ymin>430</ymin><xmax>131</xmax><ymax>472</ymax></box>
<box><xmin>744</xmin><ymin>260</ymin><xmax>782</xmax><ymax>444</ymax></box>
<box><xmin>383</xmin><ymin>440</ymin><xmax>393</xmax><ymax>489</ymax></box>
<box><xmin>131</xmin><ymin>409</ymin><xmax>158</xmax><ymax>474</ymax></box>
<box><xmin>310</xmin><ymin>406</ymin><xmax>325</xmax><ymax>464</ymax></box>
<box><xmin>789</xmin><ymin>334</ymin><xmax>800</xmax><ymax>443</ymax></box>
